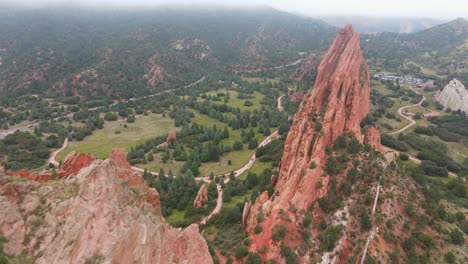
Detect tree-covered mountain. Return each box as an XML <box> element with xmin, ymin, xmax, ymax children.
<box><xmin>362</xmin><ymin>17</ymin><xmax>468</xmax><ymax>76</ymax></box>
<box><xmin>0</xmin><ymin>7</ymin><xmax>337</xmax><ymax>100</ymax></box>
<box><xmin>322</xmin><ymin>15</ymin><xmax>445</xmax><ymax>33</ymax></box>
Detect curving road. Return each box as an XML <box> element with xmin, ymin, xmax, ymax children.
<box><xmin>389</xmin><ymin>86</ymin><xmax>426</xmax><ymax>135</ymax></box>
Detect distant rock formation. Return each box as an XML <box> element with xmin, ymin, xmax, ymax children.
<box><xmin>290</xmin><ymin>53</ymin><xmax>318</xmax><ymax>82</ymax></box>
<box><xmin>434</xmin><ymin>79</ymin><xmax>468</xmax><ymax>114</ymax></box>
<box><xmin>193</xmin><ymin>184</ymin><xmax>209</xmax><ymax>208</ymax></box>
<box><xmin>244</xmin><ymin>24</ymin><xmax>381</xmax><ymax>260</ymax></box>
<box><xmin>0</xmin><ymin>149</ymin><xmax>212</xmax><ymax>264</ymax></box>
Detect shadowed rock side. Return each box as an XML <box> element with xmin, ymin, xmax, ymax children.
<box><xmin>194</xmin><ymin>184</ymin><xmax>209</xmax><ymax>208</ymax></box>
<box><xmin>290</xmin><ymin>53</ymin><xmax>319</xmax><ymax>82</ymax></box>
<box><xmin>244</xmin><ymin>25</ymin><xmax>382</xmax><ymax>260</ymax></box>
<box><xmin>0</xmin><ymin>149</ymin><xmax>212</xmax><ymax>264</ymax></box>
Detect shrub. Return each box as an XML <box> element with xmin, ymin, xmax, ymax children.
<box><xmin>444</xmin><ymin>252</ymin><xmax>456</xmax><ymax>263</ymax></box>
<box><xmin>399</xmin><ymin>153</ymin><xmax>409</xmax><ymax>160</ymax></box>
<box><xmin>243</xmin><ymin>100</ymin><xmax>254</xmax><ymax>107</ymax></box>
<box><xmin>381</xmin><ymin>134</ymin><xmax>408</xmax><ymax>151</ymax></box>
<box><xmin>272</xmin><ymin>226</ymin><xmax>287</xmax><ymax>241</ymax></box>
<box><xmin>309</xmin><ymin>161</ymin><xmax>317</xmax><ymax>169</ymax></box>
<box><xmin>315</xmin><ymin>121</ymin><xmax>322</xmax><ymax>131</ymax></box>
<box><xmin>318</xmin><ymin>225</ymin><xmax>342</xmax><ymax>251</ymax></box>
<box><xmin>234</xmin><ymin>245</ymin><xmax>249</xmax><ymax>259</ymax></box>
<box><xmin>450</xmin><ymin>228</ymin><xmax>465</xmax><ymax>245</ymax></box>
<box><xmin>420</xmin><ymin>161</ymin><xmax>448</xmax><ymax>177</ymax></box>
<box><xmin>254</xmin><ymin>225</ymin><xmax>263</xmax><ymax>234</ymax></box>
<box><xmin>246</xmin><ymin>253</ymin><xmax>262</xmax><ymax>264</ymax></box>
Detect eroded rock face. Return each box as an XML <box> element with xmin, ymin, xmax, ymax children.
<box><xmin>58</xmin><ymin>151</ymin><xmax>95</xmax><ymax>177</ymax></box>
<box><xmin>364</xmin><ymin>126</ymin><xmax>384</xmax><ymax>153</ymax></box>
<box><xmin>290</xmin><ymin>53</ymin><xmax>318</xmax><ymax>82</ymax></box>
<box><xmin>193</xmin><ymin>184</ymin><xmax>208</xmax><ymax>208</ymax></box>
<box><xmin>434</xmin><ymin>79</ymin><xmax>468</xmax><ymax>114</ymax></box>
<box><xmin>245</xmin><ymin>25</ymin><xmax>380</xmax><ymax>260</ymax></box>
<box><xmin>0</xmin><ymin>149</ymin><xmax>212</xmax><ymax>264</ymax></box>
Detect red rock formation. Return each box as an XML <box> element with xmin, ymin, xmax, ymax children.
<box><xmin>245</xmin><ymin>25</ymin><xmax>380</xmax><ymax>260</ymax></box>
<box><xmin>58</xmin><ymin>151</ymin><xmax>95</xmax><ymax>177</ymax></box>
<box><xmin>108</xmin><ymin>148</ymin><xmax>132</xmax><ymax>170</ymax></box>
<box><xmin>4</xmin><ymin>151</ymin><xmax>94</xmax><ymax>183</ymax></box>
<box><xmin>364</xmin><ymin>126</ymin><xmax>384</xmax><ymax>153</ymax></box>
<box><xmin>289</xmin><ymin>90</ymin><xmax>306</xmax><ymax>103</ymax></box>
<box><xmin>290</xmin><ymin>53</ymin><xmax>318</xmax><ymax>81</ymax></box>
<box><xmin>193</xmin><ymin>184</ymin><xmax>209</xmax><ymax>208</ymax></box>
<box><xmin>144</xmin><ymin>53</ymin><xmax>168</xmax><ymax>87</ymax></box>
<box><xmin>166</xmin><ymin>130</ymin><xmax>177</xmax><ymax>143</ymax></box>
<box><xmin>0</xmin><ymin>149</ymin><xmax>213</xmax><ymax>264</ymax></box>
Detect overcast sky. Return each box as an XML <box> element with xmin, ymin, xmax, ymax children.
<box><xmin>1</xmin><ymin>0</ymin><xmax>467</xmax><ymax>19</ymax></box>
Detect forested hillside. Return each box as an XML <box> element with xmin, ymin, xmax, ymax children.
<box><xmin>362</xmin><ymin>17</ymin><xmax>468</xmax><ymax>76</ymax></box>
<box><xmin>0</xmin><ymin>7</ymin><xmax>337</xmax><ymax>100</ymax></box>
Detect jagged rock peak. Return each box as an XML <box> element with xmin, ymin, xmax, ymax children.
<box><xmin>274</xmin><ymin>23</ymin><xmax>371</xmax><ymax>209</ymax></box>
<box><xmin>193</xmin><ymin>184</ymin><xmax>208</xmax><ymax>208</ymax></box>
<box><xmin>244</xmin><ymin>24</ymin><xmax>378</xmax><ymax>260</ymax></box>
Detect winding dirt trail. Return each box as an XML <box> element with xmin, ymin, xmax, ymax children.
<box><xmin>389</xmin><ymin>86</ymin><xmax>426</xmax><ymax>135</ymax></box>
<box><xmin>233</xmin><ymin>59</ymin><xmax>303</xmax><ymax>74</ymax></box>
<box><xmin>47</xmin><ymin>138</ymin><xmax>68</xmax><ymax>167</ymax></box>
<box><xmin>277</xmin><ymin>95</ymin><xmax>284</xmax><ymax>112</ymax></box>
<box><xmin>383</xmin><ymin>146</ymin><xmax>459</xmax><ymax>178</ymax></box>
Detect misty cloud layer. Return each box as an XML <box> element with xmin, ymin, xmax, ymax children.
<box><xmin>0</xmin><ymin>0</ymin><xmax>467</xmax><ymax>18</ymax></box>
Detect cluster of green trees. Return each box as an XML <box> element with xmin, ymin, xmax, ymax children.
<box><xmin>382</xmin><ymin>132</ymin><xmax>467</xmax><ymax>176</ymax></box>
<box><xmin>0</xmin><ymin>132</ymin><xmax>50</xmax><ymax>170</ymax></box>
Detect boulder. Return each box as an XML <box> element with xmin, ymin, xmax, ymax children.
<box><xmin>193</xmin><ymin>184</ymin><xmax>208</xmax><ymax>208</ymax></box>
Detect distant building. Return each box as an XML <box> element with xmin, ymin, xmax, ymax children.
<box><xmin>375</xmin><ymin>72</ymin><xmax>432</xmax><ymax>86</ymax></box>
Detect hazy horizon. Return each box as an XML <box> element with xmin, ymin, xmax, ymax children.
<box><xmin>0</xmin><ymin>0</ymin><xmax>467</xmax><ymax>19</ymax></box>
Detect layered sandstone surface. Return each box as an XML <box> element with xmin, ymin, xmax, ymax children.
<box><xmin>244</xmin><ymin>25</ymin><xmax>381</xmax><ymax>260</ymax></box>
<box><xmin>434</xmin><ymin>78</ymin><xmax>468</xmax><ymax>114</ymax></box>
<box><xmin>0</xmin><ymin>149</ymin><xmax>212</xmax><ymax>264</ymax></box>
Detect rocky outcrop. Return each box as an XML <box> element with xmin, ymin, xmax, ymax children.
<box><xmin>364</xmin><ymin>126</ymin><xmax>384</xmax><ymax>153</ymax></box>
<box><xmin>167</xmin><ymin>130</ymin><xmax>177</xmax><ymax>142</ymax></box>
<box><xmin>434</xmin><ymin>79</ymin><xmax>468</xmax><ymax>114</ymax></box>
<box><xmin>290</xmin><ymin>53</ymin><xmax>318</xmax><ymax>82</ymax></box>
<box><xmin>158</xmin><ymin>130</ymin><xmax>177</xmax><ymax>148</ymax></box>
<box><xmin>245</xmin><ymin>25</ymin><xmax>380</xmax><ymax>260</ymax></box>
<box><xmin>144</xmin><ymin>53</ymin><xmax>169</xmax><ymax>87</ymax></box>
<box><xmin>0</xmin><ymin>149</ymin><xmax>212</xmax><ymax>264</ymax></box>
<box><xmin>58</xmin><ymin>151</ymin><xmax>95</xmax><ymax>177</ymax></box>
<box><xmin>193</xmin><ymin>184</ymin><xmax>209</xmax><ymax>208</ymax></box>
<box><xmin>172</xmin><ymin>39</ymin><xmax>214</xmax><ymax>62</ymax></box>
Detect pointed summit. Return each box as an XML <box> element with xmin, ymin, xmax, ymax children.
<box><xmin>244</xmin><ymin>24</ymin><xmax>381</xmax><ymax>261</ymax></box>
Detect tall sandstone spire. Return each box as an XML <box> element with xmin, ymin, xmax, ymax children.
<box><xmin>244</xmin><ymin>25</ymin><xmax>382</xmax><ymax>260</ymax></box>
